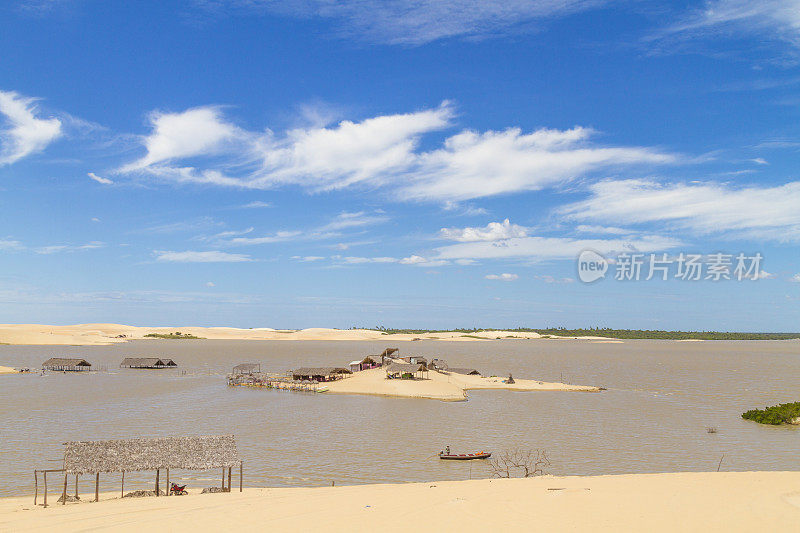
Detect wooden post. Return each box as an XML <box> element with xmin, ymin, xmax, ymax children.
<box><xmin>221</xmin><ymin>467</ymin><xmax>225</xmax><ymax>491</ymax></box>
<box><xmin>155</xmin><ymin>469</ymin><xmax>160</xmax><ymax>496</ymax></box>
<box><xmin>62</xmin><ymin>472</ymin><xmax>68</xmax><ymax>505</ymax></box>
<box><xmin>34</xmin><ymin>471</ymin><xmax>38</xmax><ymax>506</ymax></box>
<box><xmin>166</xmin><ymin>468</ymin><xmax>170</xmax><ymax>496</ymax></box>
<box><xmin>95</xmin><ymin>472</ymin><xmax>99</xmax><ymax>502</ymax></box>
<box><xmin>75</xmin><ymin>474</ymin><xmax>79</xmax><ymax>499</ymax></box>
<box><xmin>121</xmin><ymin>472</ymin><xmax>124</xmax><ymax>498</ymax></box>
<box><xmin>239</xmin><ymin>461</ymin><xmax>243</xmax><ymax>492</ymax></box>
<box><xmin>43</xmin><ymin>471</ymin><xmax>48</xmax><ymax>508</ymax></box>
<box><xmin>227</xmin><ymin>467</ymin><xmax>232</xmax><ymax>492</ymax></box>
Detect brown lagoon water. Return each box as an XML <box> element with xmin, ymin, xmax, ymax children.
<box><xmin>1</xmin><ymin>339</ymin><xmax>799</xmax><ymax>497</ymax></box>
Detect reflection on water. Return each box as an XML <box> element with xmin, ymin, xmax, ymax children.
<box><xmin>1</xmin><ymin>339</ymin><xmax>799</xmax><ymax>496</ymax></box>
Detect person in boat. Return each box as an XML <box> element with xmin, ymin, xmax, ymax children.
<box><xmin>445</xmin><ymin>445</ymin><xmax>451</xmax><ymax>455</ymax></box>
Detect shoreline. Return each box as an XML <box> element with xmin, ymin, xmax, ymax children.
<box><xmin>2</xmin><ymin>472</ymin><xmax>799</xmax><ymax>532</ymax></box>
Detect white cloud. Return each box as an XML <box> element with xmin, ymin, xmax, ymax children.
<box><xmin>790</xmin><ymin>273</ymin><xmax>800</xmax><ymax>282</ymax></box>
<box><xmin>749</xmin><ymin>158</ymin><xmax>768</xmax><ymax>165</ymax></box>
<box><xmin>118</xmin><ymin>102</ymin><xmax>675</xmax><ymax>202</ymax></box>
<box><xmin>88</xmin><ymin>172</ymin><xmax>113</xmax><ymax>184</ymax></box>
<box><xmin>34</xmin><ymin>241</ymin><xmax>105</xmax><ymax>254</ymax></box>
<box><xmin>292</xmin><ymin>255</ymin><xmax>326</xmax><ymax>262</ymax></box>
<box><xmin>0</xmin><ymin>239</ymin><xmax>23</xmax><ymax>250</ymax></box>
<box><xmin>0</xmin><ymin>90</ymin><xmax>62</xmax><ymax>165</ymax></box>
<box><xmin>399</xmin><ymin>255</ymin><xmax>449</xmax><ymax>267</ymax></box>
<box><xmin>240</xmin><ymin>201</ymin><xmax>272</xmax><ymax>208</ymax></box>
<box><xmin>198</xmin><ymin>0</ymin><xmax>607</xmax><ymax>45</ymax></box>
<box><xmin>341</xmin><ymin>256</ymin><xmax>398</xmax><ymax>264</ymax></box>
<box><xmin>206</xmin><ymin>281</ymin><xmax>216</xmax><ymax>287</ymax></box>
<box><xmin>575</xmin><ymin>224</ymin><xmax>634</xmax><ymax>235</ymax></box>
<box><xmin>435</xmin><ymin>235</ymin><xmax>681</xmax><ymax>261</ymax></box>
<box><xmin>227</xmin><ymin>230</ymin><xmax>302</xmax><ymax>246</ymax></box>
<box><xmin>485</xmin><ymin>273</ymin><xmax>518</xmax><ymax>281</ymax></box>
<box><xmin>318</xmin><ymin>211</ymin><xmax>390</xmax><ymax>231</ymax></box>
<box><xmin>397</xmin><ymin>127</ymin><xmax>675</xmax><ymax>202</ymax></box>
<box><xmin>154</xmin><ymin>250</ymin><xmax>253</xmax><ymax>263</ymax></box>
<box><xmin>534</xmin><ymin>275</ymin><xmax>575</xmax><ymax>283</ymax></box>
<box><xmin>121</xmin><ymin>106</ymin><xmax>242</xmax><ymax>171</ymax></box>
<box><xmin>666</xmin><ymin>1</ymin><xmax>800</xmax><ymax>47</ymax></box>
<box><xmin>559</xmin><ymin>179</ymin><xmax>800</xmax><ymax>241</ymax></box>
<box><xmin>91</xmin><ymin>217</ymin><xmax>101</xmax><ymax>223</ymax></box>
<box><xmin>440</xmin><ymin>218</ymin><xmax>529</xmax><ymax>242</ymax></box>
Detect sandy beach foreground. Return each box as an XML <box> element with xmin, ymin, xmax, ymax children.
<box><xmin>1</xmin><ymin>472</ymin><xmax>798</xmax><ymax>532</ymax></box>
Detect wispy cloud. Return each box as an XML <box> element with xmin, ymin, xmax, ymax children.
<box><xmin>88</xmin><ymin>171</ymin><xmax>113</xmax><ymax>184</ymax></box>
<box><xmin>117</xmin><ymin>102</ymin><xmax>675</xmax><ymax>203</ymax></box>
<box><xmin>154</xmin><ymin>250</ymin><xmax>253</xmax><ymax>263</ymax></box>
<box><xmin>435</xmin><ymin>234</ymin><xmax>681</xmax><ymax>261</ymax></box>
<box><xmin>34</xmin><ymin>241</ymin><xmax>105</xmax><ymax>254</ymax></box>
<box><xmin>559</xmin><ymin>179</ymin><xmax>800</xmax><ymax>241</ymax></box>
<box><xmin>660</xmin><ymin>0</ymin><xmax>800</xmax><ymax>49</ymax></box>
<box><xmin>0</xmin><ymin>89</ymin><xmax>62</xmax><ymax>165</ymax></box>
<box><xmin>485</xmin><ymin>273</ymin><xmax>518</xmax><ymax>281</ymax></box>
<box><xmin>240</xmin><ymin>200</ymin><xmax>272</xmax><ymax>208</ymax></box>
<box><xmin>317</xmin><ymin>211</ymin><xmax>390</xmax><ymax>232</ymax></box>
<box><xmin>195</xmin><ymin>0</ymin><xmax>607</xmax><ymax>46</ymax></box>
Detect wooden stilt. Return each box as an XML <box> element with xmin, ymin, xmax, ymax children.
<box><xmin>227</xmin><ymin>467</ymin><xmax>232</xmax><ymax>492</ymax></box>
<box><xmin>121</xmin><ymin>472</ymin><xmax>124</xmax><ymax>498</ymax></box>
<box><xmin>43</xmin><ymin>472</ymin><xmax>48</xmax><ymax>508</ymax></box>
<box><xmin>95</xmin><ymin>472</ymin><xmax>99</xmax><ymax>502</ymax></box>
<box><xmin>221</xmin><ymin>467</ymin><xmax>225</xmax><ymax>491</ymax></box>
<box><xmin>62</xmin><ymin>472</ymin><xmax>68</xmax><ymax>505</ymax></box>
<box><xmin>155</xmin><ymin>469</ymin><xmax>160</xmax><ymax>496</ymax></box>
<box><xmin>166</xmin><ymin>468</ymin><xmax>170</xmax><ymax>496</ymax></box>
<box><xmin>34</xmin><ymin>471</ymin><xmax>38</xmax><ymax>506</ymax></box>
<box><xmin>239</xmin><ymin>461</ymin><xmax>243</xmax><ymax>492</ymax></box>
<box><xmin>75</xmin><ymin>474</ymin><xmax>79</xmax><ymax>499</ymax></box>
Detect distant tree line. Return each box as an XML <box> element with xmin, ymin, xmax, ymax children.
<box><xmin>355</xmin><ymin>326</ymin><xmax>800</xmax><ymax>340</ymax></box>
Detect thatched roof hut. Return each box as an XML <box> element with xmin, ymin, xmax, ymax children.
<box><xmin>291</xmin><ymin>367</ymin><xmax>352</xmax><ymax>382</ymax></box>
<box><xmin>233</xmin><ymin>363</ymin><xmax>261</xmax><ymax>374</ymax></box>
<box><xmin>42</xmin><ymin>358</ymin><xmax>91</xmax><ymax>371</ymax></box>
<box><xmin>385</xmin><ymin>362</ymin><xmax>428</xmax><ymax>379</ymax></box>
<box><xmin>63</xmin><ymin>435</ymin><xmax>240</xmax><ymax>475</ymax></box>
<box><xmin>447</xmin><ymin>367</ymin><xmax>481</xmax><ymax>376</ymax></box>
<box><xmin>120</xmin><ymin>357</ymin><xmax>177</xmax><ymax>369</ymax></box>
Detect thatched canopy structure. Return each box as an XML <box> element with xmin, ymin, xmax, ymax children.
<box><xmin>120</xmin><ymin>357</ymin><xmax>177</xmax><ymax>369</ymax></box>
<box><xmin>448</xmin><ymin>367</ymin><xmax>481</xmax><ymax>376</ymax></box>
<box><xmin>233</xmin><ymin>363</ymin><xmax>261</xmax><ymax>374</ymax></box>
<box><xmin>291</xmin><ymin>367</ymin><xmax>351</xmax><ymax>382</ymax></box>
<box><xmin>386</xmin><ymin>362</ymin><xmax>427</xmax><ymax>379</ymax></box>
<box><xmin>380</xmin><ymin>348</ymin><xmax>399</xmax><ymax>359</ymax></box>
<box><xmin>63</xmin><ymin>435</ymin><xmax>239</xmax><ymax>475</ymax></box>
<box><xmin>42</xmin><ymin>358</ymin><xmax>91</xmax><ymax>371</ymax></box>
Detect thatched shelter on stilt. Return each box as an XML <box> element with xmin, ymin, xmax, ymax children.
<box><xmin>42</xmin><ymin>358</ymin><xmax>91</xmax><ymax>372</ymax></box>
<box><xmin>38</xmin><ymin>435</ymin><xmax>243</xmax><ymax>506</ymax></box>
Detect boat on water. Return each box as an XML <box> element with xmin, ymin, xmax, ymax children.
<box><xmin>439</xmin><ymin>451</ymin><xmax>491</xmax><ymax>460</ymax></box>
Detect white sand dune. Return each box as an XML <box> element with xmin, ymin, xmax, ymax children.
<box><xmin>325</xmin><ymin>365</ymin><xmax>600</xmax><ymax>401</ymax></box>
<box><xmin>0</xmin><ymin>324</ymin><xmax>547</xmax><ymax>346</ymax></box>
<box><xmin>2</xmin><ymin>472</ymin><xmax>799</xmax><ymax>532</ymax></box>
<box><xmin>0</xmin><ymin>365</ymin><xmax>17</xmax><ymax>374</ymax></box>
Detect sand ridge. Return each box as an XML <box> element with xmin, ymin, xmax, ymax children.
<box><xmin>0</xmin><ymin>324</ymin><xmax>550</xmax><ymax>346</ymax></box>
<box><xmin>1</xmin><ymin>472</ymin><xmax>799</xmax><ymax>532</ymax></box>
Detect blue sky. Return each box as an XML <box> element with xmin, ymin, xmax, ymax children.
<box><xmin>0</xmin><ymin>0</ymin><xmax>799</xmax><ymax>330</ymax></box>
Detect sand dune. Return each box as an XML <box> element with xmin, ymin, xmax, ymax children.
<box><xmin>324</xmin><ymin>365</ymin><xmax>600</xmax><ymax>401</ymax></box>
<box><xmin>0</xmin><ymin>365</ymin><xmax>17</xmax><ymax>374</ymax></box>
<box><xmin>0</xmin><ymin>324</ymin><xmax>546</xmax><ymax>346</ymax></box>
<box><xmin>2</xmin><ymin>472</ymin><xmax>799</xmax><ymax>532</ymax></box>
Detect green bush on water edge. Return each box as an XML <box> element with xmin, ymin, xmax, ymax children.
<box><xmin>742</xmin><ymin>402</ymin><xmax>800</xmax><ymax>425</ymax></box>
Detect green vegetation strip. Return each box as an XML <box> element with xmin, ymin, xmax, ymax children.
<box><xmin>742</xmin><ymin>403</ymin><xmax>800</xmax><ymax>425</ymax></box>
<box><xmin>144</xmin><ymin>332</ymin><xmax>203</xmax><ymax>339</ymax></box>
